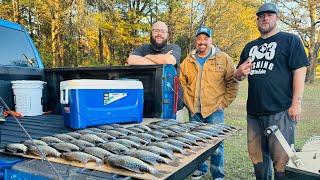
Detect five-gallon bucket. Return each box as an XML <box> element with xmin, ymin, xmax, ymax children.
<box><xmin>11</xmin><ymin>80</ymin><xmax>46</xmax><ymax>116</ymax></box>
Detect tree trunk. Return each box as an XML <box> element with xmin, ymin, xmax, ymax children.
<box><xmin>51</xmin><ymin>0</ymin><xmax>61</xmax><ymax>67</ymax></box>
<box><xmin>98</xmin><ymin>28</ymin><xmax>104</xmax><ymax>64</ymax></box>
<box><xmin>12</xmin><ymin>0</ymin><xmax>20</xmax><ymax>23</ymax></box>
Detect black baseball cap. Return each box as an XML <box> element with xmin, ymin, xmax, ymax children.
<box><xmin>196</xmin><ymin>26</ymin><xmax>212</xmax><ymax>37</ymax></box>
<box><xmin>256</xmin><ymin>3</ymin><xmax>279</xmax><ymax>16</ymax></box>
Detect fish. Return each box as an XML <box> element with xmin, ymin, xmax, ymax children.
<box><xmin>167</xmin><ymin>126</ymin><xmax>188</xmax><ymax>133</ymax></box>
<box><xmin>83</xmin><ymin>146</ymin><xmax>114</xmax><ymax>159</ymax></box>
<box><xmin>79</xmin><ymin>134</ymin><xmax>106</xmax><ymax>144</ymax></box>
<box><xmin>178</xmin><ymin>123</ymin><xmax>197</xmax><ymax>129</ymax></box>
<box><xmin>179</xmin><ymin>132</ymin><xmax>206</xmax><ymax>142</ymax></box>
<box><xmin>100</xmin><ymin>142</ymin><xmax>129</xmax><ymax>155</ymax></box>
<box><xmin>147</xmin><ymin>124</ymin><xmax>162</xmax><ymax>130</ymax></box>
<box><xmin>197</xmin><ymin>126</ymin><xmax>226</xmax><ymax>135</ymax></box>
<box><xmin>134</xmin><ymin>125</ymin><xmax>152</xmax><ymax>132</ymax></box>
<box><xmin>40</xmin><ymin>136</ymin><xmax>64</xmax><ymax>144</ymax></box>
<box><xmin>149</xmin><ymin>142</ymin><xmax>187</xmax><ymax>154</ymax></box>
<box><xmin>114</xmin><ymin>128</ymin><xmax>136</xmax><ymax>135</ymax></box>
<box><xmin>28</xmin><ymin>145</ymin><xmax>61</xmax><ymax>157</ymax></box>
<box><xmin>87</xmin><ymin>127</ymin><xmax>105</xmax><ymax>133</ymax></box>
<box><xmin>125</xmin><ymin>149</ymin><xmax>178</xmax><ymax>166</ymax></box>
<box><xmin>159</xmin><ymin>129</ymin><xmax>177</xmax><ymax>137</ymax></box>
<box><xmin>51</xmin><ymin>142</ymin><xmax>79</xmax><ymax>152</ymax></box>
<box><xmin>112</xmin><ymin>139</ymin><xmax>140</xmax><ymax>148</ymax></box>
<box><xmin>140</xmin><ymin>145</ymin><xmax>175</xmax><ymax>160</ymax></box>
<box><xmin>97</xmin><ymin>125</ymin><xmax>114</xmax><ymax>131</ymax></box>
<box><xmin>105</xmin><ymin>155</ymin><xmax>166</xmax><ymax>177</ymax></box>
<box><xmin>173</xmin><ymin>137</ymin><xmax>201</xmax><ymax>146</ymax></box>
<box><xmin>149</xmin><ymin>131</ymin><xmax>169</xmax><ymax>138</ymax></box>
<box><xmin>166</xmin><ymin>138</ymin><xmax>195</xmax><ymax>150</ymax></box>
<box><xmin>5</xmin><ymin>143</ymin><xmax>28</xmax><ymax>154</ymax></box>
<box><xmin>66</xmin><ymin>132</ymin><xmax>82</xmax><ymax>139</ymax></box>
<box><xmin>105</xmin><ymin>130</ymin><xmax>126</xmax><ymax>138</ymax></box>
<box><xmin>95</xmin><ymin>132</ymin><xmax>116</xmax><ymax>141</ymax></box>
<box><xmin>127</xmin><ymin>127</ymin><xmax>145</xmax><ymax>133</ymax></box>
<box><xmin>190</xmin><ymin>131</ymin><xmax>215</xmax><ymax>140</ymax></box>
<box><xmin>62</xmin><ymin>151</ymin><xmax>102</xmax><ymax>164</ymax></box>
<box><xmin>53</xmin><ymin>134</ymin><xmax>76</xmax><ymax>141</ymax></box>
<box><xmin>194</xmin><ymin>129</ymin><xmax>221</xmax><ymax>137</ymax></box>
<box><xmin>110</xmin><ymin>124</ymin><xmax>122</xmax><ymax>128</ymax></box>
<box><xmin>135</xmin><ymin>133</ymin><xmax>161</xmax><ymax>142</ymax></box>
<box><xmin>23</xmin><ymin>139</ymin><xmax>47</xmax><ymax>147</ymax></box>
<box><xmin>123</xmin><ymin>136</ymin><xmax>148</xmax><ymax>145</ymax></box>
<box><xmin>69</xmin><ymin>139</ymin><xmax>95</xmax><ymax>149</ymax></box>
<box><xmin>77</xmin><ymin>129</ymin><xmax>97</xmax><ymax>135</ymax></box>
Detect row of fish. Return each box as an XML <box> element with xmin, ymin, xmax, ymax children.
<box><xmin>4</xmin><ymin>120</ymin><xmax>236</xmax><ymax>177</ymax></box>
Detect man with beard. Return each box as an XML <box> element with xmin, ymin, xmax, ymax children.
<box><xmin>234</xmin><ymin>3</ymin><xmax>309</xmax><ymax>180</ymax></box>
<box><xmin>127</xmin><ymin>21</ymin><xmax>181</xmax><ymax>69</ymax></box>
<box><xmin>179</xmin><ymin>26</ymin><xmax>238</xmax><ymax>179</ymax></box>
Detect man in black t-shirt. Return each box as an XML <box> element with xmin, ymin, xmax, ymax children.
<box><xmin>234</xmin><ymin>3</ymin><xmax>309</xmax><ymax>180</ymax></box>
<box><xmin>127</xmin><ymin>21</ymin><xmax>181</xmax><ymax>71</ymax></box>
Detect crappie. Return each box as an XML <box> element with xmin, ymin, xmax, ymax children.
<box><xmin>5</xmin><ymin>143</ymin><xmax>27</xmax><ymax>154</ymax></box>
<box><xmin>190</xmin><ymin>131</ymin><xmax>215</xmax><ymax>140</ymax></box>
<box><xmin>62</xmin><ymin>151</ymin><xmax>102</xmax><ymax>164</ymax></box>
<box><xmin>179</xmin><ymin>132</ymin><xmax>206</xmax><ymax>142</ymax></box>
<box><xmin>100</xmin><ymin>142</ymin><xmax>129</xmax><ymax>155</ymax></box>
<box><xmin>40</xmin><ymin>136</ymin><xmax>63</xmax><ymax>144</ymax></box>
<box><xmin>149</xmin><ymin>131</ymin><xmax>169</xmax><ymax>138</ymax></box>
<box><xmin>77</xmin><ymin>129</ymin><xmax>97</xmax><ymax>135</ymax></box>
<box><xmin>79</xmin><ymin>134</ymin><xmax>106</xmax><ymax>144</ymax></box>
<box><xmin>134</xmin><ymin>125</ymin><xmax>152</xmax><ymax>132</ymax></box>
<box><xmin>149</xmin><ymin>142</ymin><xmax>186</xmax><ymax>154</ymax></box>
<box><xmin>28</xmin><ymin>145</ymin><xmax>61</xmax><ymax>157</ymax></box>
<box><xmin>166</xmin><ymin>138</ymin><xmax>194</xmax><ymax>150</ymax></box>
<box><xmin>105</xmin><ymin>130</ymin><xmax>126</xmax><ymax>138</ymax></box>
<box><xmin>140</xmin><ymin>145</ymin><xmax>175</xmax><ymax>160</ymax></box>
<box><xmin>173</xmin><ymin>136</ymin><xmax>201</xmax><ymax>146</ymax></box>
<box><xmin>51</xmin><ymin>142</ymin><xmax>79</xmax><ymax>152</ymax></box>
<box><xmin>112</xmin><ymin>139</ymin><xmax>140</xmax><ymax>148</ymax></box>
<box><xmin>97</xmin><ymin>125</ymin><xmax>114</xmax><ymax>131</ymax></box>
<box><xmin>127</xmin><ymin>127</ymin><xmax>145</xmax><ymax>133</ymax></box>
<box><xmin>23</xmin><ymin>139</ymin><xmax>47</xmax><ymax>147</ymax></box>
<box><xmin>159</xmin><ymin>129</ymin><xmax>177</xmax><ymax>137</ymax></box>
<box><xmin>135</xmin><ymin>133</ymin><xmax>161</xmax><ymax>142</ymax></box>
<box><xmin>147</xmin><ymin>124</ymin><xmax>162</xmax><ymax>130</ymax></box>
<box><xmin>106</xmin><ymin>155</ymin><xmax>165</xmax><ymax>177</ymax></box>
<box><xmin>114</xmin><ymin>128</ymin><xmax>136</xmax><ymax>135</ymax></box>
<box><xmin>66</xmin><ymin>132</ymin><xmax>82</xmax><ymax>139</ymax></box>
<box><xmin>70</xmin><ymin>139</ymin><xmax>95</xmax><ymax>149</ymax></box>
<box><xmin>87</xmin><ymin>127</ymin><xmax>105</xmax><ymax>133</ymax></box>
<box><xmin>95</xmin><ymin>132</ymin><xmax>116</xmax><ymax>140</ymax></box>
<box><xmin>53</xmin><ymin>134</ymin><xmax>76</xmax><ymax>141</ymax></box>
<box><xmin>123</xmin><ymin>135</ymin><xmax>148</xmax><ymax>145</ymax></box>
<box><xmin>83</xmin><ymin>146</ymin><xmax>113</xmax><ymax>159</ymax></box>
<box><xmin>125</xmin><ymin>149</ymin><xmax>175</xmax><ymax>166</ymax></box>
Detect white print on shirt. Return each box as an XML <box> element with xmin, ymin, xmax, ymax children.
<box><xmin>248</xmin><ymin>42</ymin><xmax>277</xmax><ymax>75</ymax></box>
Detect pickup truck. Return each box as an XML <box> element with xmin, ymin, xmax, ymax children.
<box><xmin>0</xmin><ymin>19</ymin><xmax>180</xmax><ymax>179</ymax></box>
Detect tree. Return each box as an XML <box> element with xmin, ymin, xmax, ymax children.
<box><xmin>276</xmin><ymin>0</ymin><xmax>320</xmax><ymax>83</ymax></box>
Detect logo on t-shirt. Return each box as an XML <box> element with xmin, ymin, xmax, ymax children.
<box><xmin>248</xmin><ymin>42</ymin><xmax>277</xmax><ymax>75</ymax></box>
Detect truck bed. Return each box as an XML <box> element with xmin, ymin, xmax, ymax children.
<box><xmin>0</xmin><ymin>115</ymin><xmax>70</xmax><ymax>149</ymax></box>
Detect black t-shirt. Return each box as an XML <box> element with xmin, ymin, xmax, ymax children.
<box><xmin>238</xmin><ymin>32</ymin><xmax>309</xmax><ymax>115</ymax></box>
<box><xmin>130</xmin><ymin>44</ymin><xmax>181</xmax><ymax>72</ymax></box>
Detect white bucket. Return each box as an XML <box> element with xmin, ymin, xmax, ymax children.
<box><xmin>11</xmin><ymin>80</ymin><xmax>46</xmax><ymax>116</ymax></box>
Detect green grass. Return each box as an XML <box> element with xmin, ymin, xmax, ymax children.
<box><xmin>202</xmin><ymin>80</ymin><xmax>320</xmax><ymax>179</ymax></box>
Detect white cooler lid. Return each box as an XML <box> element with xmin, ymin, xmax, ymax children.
<box><xmin>60</xmin><ymin>79</ymin><xmax>143</xmax><ymax>90</ymax></box>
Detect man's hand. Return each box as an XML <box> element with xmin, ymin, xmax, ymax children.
<box><xmin>288</xmin><ymin>103</ymin><xmax>301</xmax><ymax>122</ymax></box>
<box><xmin>234</xmin><ymin>59</ymin><xmax>252</xmax><ymax>80</ymax></box>
<box><xmin>166</xmin><ymin>50</ymin><xmax>173</xmax><ymax>55</ymax></box>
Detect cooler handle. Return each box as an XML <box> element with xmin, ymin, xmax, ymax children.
<box><xmin>60</xmin><ymin>88</ymin><xmax>69</xmax><ymax>104</ymax></box>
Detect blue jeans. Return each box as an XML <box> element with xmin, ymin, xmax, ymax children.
<box><xmin>191</xmin><ymin>110</ymin><xmax>225</xmax><ymax>179</ymax></box>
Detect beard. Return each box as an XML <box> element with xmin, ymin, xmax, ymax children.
<box><xmin>258</xmin><ymin>23</ymin><xmax>276</xmax><ymax>34</ymax></box>
<box><xmin>150</xmin><ymin>35</ymin><xmax>167</xmax><ymax>52</ymax></box>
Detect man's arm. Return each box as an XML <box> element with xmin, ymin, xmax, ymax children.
<box><xmin>127</xmin><ymin>55</ymin><xmax>156</xmax><ymax>65</ymax></box>
<box><xmin>145</xmin><ymin>50</ymin><xmax>177</xmax><ymax>65</ymax></box>
<box><xmin>234</xmin><ymin>59</ymin><xmax>252</xmax><ymax>81</ymax></box>
<box><xmin>288</xmin><ymin>66</ymin><xmax>307</xmax><ymax>121</ymax></box>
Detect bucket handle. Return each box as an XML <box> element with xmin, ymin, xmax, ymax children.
<box><xmin>60</xmin><ymin>88</ymin><xmax>69</xmax><ymax>104</ymax></box>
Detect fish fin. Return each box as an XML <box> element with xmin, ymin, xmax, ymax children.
<box><xmin>123</xmin><ymin>167</ymin><xmax>142</xmax><ymax>174</ymax></box>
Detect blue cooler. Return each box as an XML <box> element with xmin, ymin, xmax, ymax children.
<box><xmin>60</xmin><ymin>79</ymin><xmax>143</xmax><ymax>129</ymax></box>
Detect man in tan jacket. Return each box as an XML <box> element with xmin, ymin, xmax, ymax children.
<box><xmin>179</xmin><ymin>26</ymin><xmax>238</xmax><ymax>179</ymax></box>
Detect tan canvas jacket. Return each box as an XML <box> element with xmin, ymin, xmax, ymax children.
<box><xmin>179</xmin><ymin>46</ymin><xmax>238</xmax><ymax>118</ymax></box>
